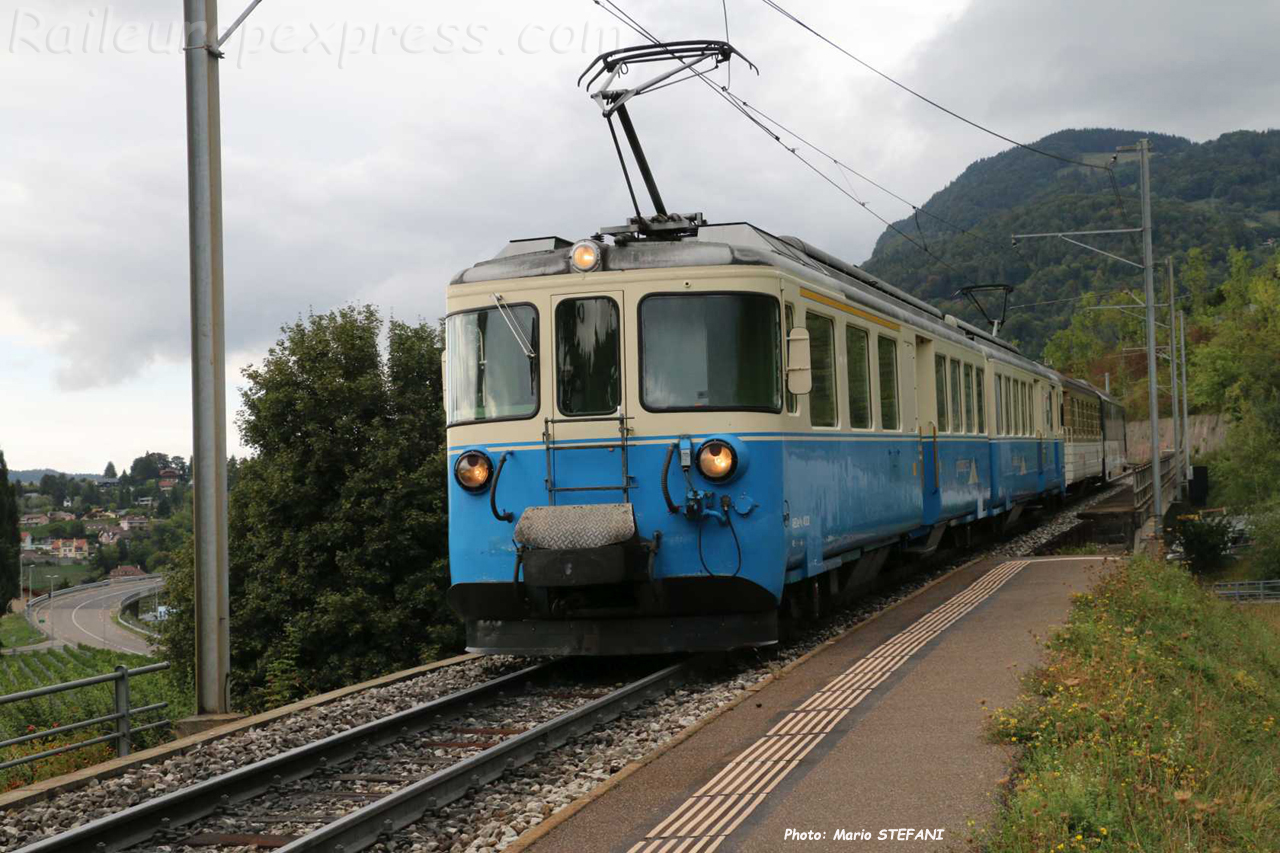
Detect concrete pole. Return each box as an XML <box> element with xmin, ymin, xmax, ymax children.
<box><xmin>1179</xmin><ymin>309</ymin><xmax>1191</xmax><ymax>478</ymax></box>
<box><xmin>1137</xmin><ymin>139</ymin><xmax>1162</xmax><ymax>529</ymax></box>
<box><xmin>1167</xmin><ymin>257</ymin><xmax>1180</xmax><ymax>496</ymax></box>
<box><xmin>184</xmin><ymin>0</ymin><xmax>232</xmax><ymax>715</ymax></box>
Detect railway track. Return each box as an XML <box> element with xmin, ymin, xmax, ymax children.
<box><xmin>21</xmin><ymin>659</ymin><xmax>691</xmax><ymax>853</ymax></box>
<box><xmin>12</xmin><ymin>484</ymin><xmax>1122</xmax><ymax>853</ymax></box>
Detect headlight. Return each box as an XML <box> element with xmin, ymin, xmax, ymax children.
<box><xmin>697</xmin><ymin>440</ymin><xmax>737</xmax><ymax>481</ymax></box>
<box><xmin>455</xmin><ymin>451</ymin><xmax>493</xmax><ymax>492</ymax></box>
<box><xmin>570</xmin><ymin>240</ymin><xmax>603</xmax><ymax>272</ymax></box>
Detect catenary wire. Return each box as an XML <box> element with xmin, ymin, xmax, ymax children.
<box><xmin>758</xmin><ymin>0</ymin><xmax>1140</xmax><ymax>237</ymax></box>
<box><xmin>592</xmin><ymin>0</ymin><xmax>981</xmax><ymax>285</ymax></box>
<box><xmin>759</xmin><ymin>0</ymin><xmax>1109</xmax><ymax>172</ymax></box>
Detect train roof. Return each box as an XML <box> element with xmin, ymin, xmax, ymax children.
<box><xmin>1060</xmin><ymin>375</ymin><xmax>1122</xmax><ymax>406</ymax></box>
<box><xmin>451</xmin><ymin>221</ymin><xmax>1057</xmax><ymax>382</ymax></box>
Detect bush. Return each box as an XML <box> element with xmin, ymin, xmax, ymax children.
<box><xmin>1171</xmin><ymin>514</ymin><xmax>1234</xmax><ymax>575</ymax></box>
<box><xmin>1246</xmin><ymin>501</ymin><xmax>1280</xmax><ymax>580</ymax></box>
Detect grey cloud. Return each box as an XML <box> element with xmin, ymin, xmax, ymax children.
<box><xmin>4</xmin><ymin>0</ymin><xmax>1277</xmax><ymax>398</ymax></box>
<box><xmin>899</xmin><ymin>0</ymin><xmax>1280</xmax><ymax>145</ymax></box>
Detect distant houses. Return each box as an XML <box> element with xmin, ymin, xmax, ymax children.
<box><xmin>109</xmin><ymin>565</ymin><xmax>148</xmax><ymax>579</ymax></box>
<box><xmin>20</xmin><ymin>513</ymin><xmax>49</xmax><ymax>528</ymax></box>
<box><xmin>50</xmin><ymin>538</ymin><xmax>89</xmax><ymax>559</ymax></box>
<box><xmin>120</xmin><ymin>516</ymin><xmax>150</xmax><ymax>532</ymax></box>
<box><xmin>136</xmin><ymin>496</ymin><xmax>155</xmax><ymax>508</ymax></box>
<box><xmin>98</xmin><ymin>526</ymin><xmax>126</xmax><ymax>545</ymax></box>
<box><xmin>20</xmin><ymin>531</ymin><xmax>33</xmax><ymax>551</ymax></box>
<box><xmin>158</xmin><ymin>468</ymin><xmax>180</xmax><ymax>493</ymax></box>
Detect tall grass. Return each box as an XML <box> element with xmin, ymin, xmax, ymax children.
<box><xmin>983</xmin><ymin>556</ymin><xmax>1280</xmax><ymax>852</ymax></box>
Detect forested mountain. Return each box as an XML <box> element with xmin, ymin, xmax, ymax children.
<box><xmin>861</xmin><ymin>128</ymin><xmax>1280</xmax><ymax>358</ymax></box>
<box><xmin>8</xmin><ymin>469</ymin><xmax>107</xmax><ymax>484</ymax></box>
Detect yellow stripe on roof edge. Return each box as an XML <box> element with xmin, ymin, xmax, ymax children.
<box><xmin>799</xmin><ymin>288</ymin><xmax>901</xmax><ymax>331</ymax></box>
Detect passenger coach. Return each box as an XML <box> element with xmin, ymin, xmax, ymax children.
<box><xmin>443</xmin><ymin>220</ymin><xmax>1111</xmax><ymax>656</ymax></box>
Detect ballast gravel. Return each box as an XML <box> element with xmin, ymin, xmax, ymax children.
<box><xmin>0</xmin><ymin>656</ymin><xmax>534</xmax><ymax>851</ymax></box>
<box><xmin>2</xmin><ymin>486</ymin><xmax>1121</xmax><ymax>853</ymax></box>
<box><xmin>375</xmin><ymin>486</ymin><xmax>1123</xmax><ymax>853</ymax></box>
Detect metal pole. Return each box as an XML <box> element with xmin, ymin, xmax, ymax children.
<box><xmin>184</xmin><ymin>0</ymin><xmax>232</xmax><ymax>715</ymax></box>
<box><xmin>1104</xmin><ymin>372</ymin><xmax>1110</xmax><ymax>394</ymax></box>
<box><xmin>114</xmin><ymin>665</ymin><xmax>132</xmax><ymax>757</ymax></box>
<box><xmin>1167</xmin><ymin>257</ymin><xmax>1180</xmax><ymax>496</ymax></box>
<box><xmin>1137</xmin><ymin>139</ymin><xmax>1162</xmax><ymax>530</ymax></box>
<box><xmin>1179</xmin><ymin>309</ymin><xmax>1191</xmax><ymax>478</ymax></box>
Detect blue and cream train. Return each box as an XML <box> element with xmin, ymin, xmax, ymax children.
<box><xmin>443</xmin><ymin>222</ymin><xmax>1125</xmax><ymax>655</ymax></box>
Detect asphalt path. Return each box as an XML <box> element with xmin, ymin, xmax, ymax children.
<box><xmin>28</xmin><ymin>581</ymin><xmax>162</xmax><ymax>656</ymax></box>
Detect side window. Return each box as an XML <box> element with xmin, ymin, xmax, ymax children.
<box><xmin>950</xmin><ymin>359</ymin><xmax>962</xmax><ymax>435</ymax></box>
<box><xmin>1045</xmin><ymin>389</ymin><xmax>1052</xmax><ymax>433</ymax></box>
<box><xmin>1004</xmin><ymin>376</ymin><xmax>1012</xmax><ymax>436</ymax></box>
<box><xmin>1018</xmin><ymin>382</ymin><xmax>1026</xmax><ymax>435</ymax></box>
<box><xmin>877</xmin><ymin>337</ymin><xmax>900</xmax><ymax>430</ymax></box>
<box><xmin>785</xmin><ymin>304</ymin><xmax>798</xmax><ymax>414</ymax></box>
<box><xmin>1008</xmin><ymin>379</ymin><xmax>1018</xmax><ymax>432</ymax></box>
<box><xmin>1008</xmin><ymin>376</ymin><xmax>1018</xmax><ymax>432</ymax></box>
<box><xmin>976</xmin><ymin>368</ymin><xmax>986</xmax><ymax>433</ymax></box>
<box><xmin>934</xmin><ymin>354</ymin><xmax>948</xmax><ymax>432</ymax></box>
<box><xmin>806</xmin><ymin>312</ymin><xmax>837</xmax><ymax>427</ymax></box>
<box><xmin>963</xmin><ymin>364</ymin><xmax>975</xmax><ymax>433</ymax></box>
<box><xmin>1015</xmin><ymin>382</ymin><xmax>1022</xmax><ymax>435</ymax></box>
<box><xmin>846</xmin><ymin>325</ymin><xmax>871</xmax><ymax>429</ymax></box>
<box><xmin>1024</xmin><ymin>379</ymin><xmax>1034</xmax><ymax>432</ymax></box>
<box><xmin>994</xmin><ymin>373</ymin><xmax>1003</xmax><ymax>435</ymax></box>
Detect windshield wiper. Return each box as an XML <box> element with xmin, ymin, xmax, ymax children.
<box><xmin>492</xmin><ymin>293</ymin><xmax>535</xmax><ymax>360</ymax></box>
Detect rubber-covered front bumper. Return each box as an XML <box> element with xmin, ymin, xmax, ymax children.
<box><xmin>465</xmin><ymin>611</ymin><xmax>778</xmax><ymax>656</ymax></box>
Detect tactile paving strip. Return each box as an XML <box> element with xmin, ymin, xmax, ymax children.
<box><xmin>624</xmin><ymin>560</ymin><xmax>1030</xmax><ymax>853</ymax></box>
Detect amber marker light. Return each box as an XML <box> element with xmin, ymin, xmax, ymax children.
<box><xmin>697</xmin><ymin>441</ymin><xmax>737</xmax><ymax>481</ymax></box>
<box><xmin>455</xmin><ymin>451</ymin><xmax>493</xmax><ymax>492</ymax></box>
<box><xmin>571</xmin><ymin>240</ymin><xmax>603</xmax><ymax>272</ymax></box>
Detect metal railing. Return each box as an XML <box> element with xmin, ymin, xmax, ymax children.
<box><xmin>0</xmin><ymin>662</ymin><xmax>171</xmax><ymax>771</ymax></box>
<box><xmin>118</xmin><ymin>588</ymin><xmax>163</xmax><ymax>638</ymax></box>
<box><xmin>1132</xmin><ymin>451</ymin><xmax>1179</xmax><ymax>516</ymax></box>
<box><xmin>1212</xmin><ymin>580</ymin><xmax>1280</xmax><ymax>602</ymax></box>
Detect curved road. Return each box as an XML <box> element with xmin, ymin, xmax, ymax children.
<box><xmin>28</xmin><ymin>581</ymin><xmax>162</xmax><ymax>656</ymax></box>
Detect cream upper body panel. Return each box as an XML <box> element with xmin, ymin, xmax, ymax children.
<box><xmin>445</xmin><ymin>265</ymin><xmax>788</xmax><ymax>452</ymax></box>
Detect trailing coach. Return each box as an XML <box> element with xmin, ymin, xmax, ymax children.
<box><xmin>441</xmin><ymin>218</ymin><xmax>1126</xmax><ymax>655</ymax></box>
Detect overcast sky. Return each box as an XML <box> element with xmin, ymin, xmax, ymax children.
<box><xmin>2</xmin><ymin>0</ymin><xmax>1277</xmax><ymax>474</ymax></box>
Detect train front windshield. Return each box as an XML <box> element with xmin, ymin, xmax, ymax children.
<box><xmin>640</xmin><ymin>293</ymin><xmax>782</xmax><ymax>411</ymax></box>
<box><xmin>446</xmin><ymin>305</ymin><xmax>539</xmax><ymax>424</ymax></box>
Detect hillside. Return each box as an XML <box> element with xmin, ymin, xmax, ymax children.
<box><xmin>861</xmin><ymin>128</ymin><xmax>1280</xmax><ymax>357</ymax></box>
<box><xmin>8</xmin><ymin>469</ymin><xmax>108</xmax><ymax>484</ymax></box>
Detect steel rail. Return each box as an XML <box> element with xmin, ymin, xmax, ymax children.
<box><xmin>19</xmin><ymin>661</ymin><xmax>558</xmax><ymax>853</ymax></box>
<box><xmin>276</xmin><ymin>660</ymin><xmax>690</xmax><ymax>852</ymax></box>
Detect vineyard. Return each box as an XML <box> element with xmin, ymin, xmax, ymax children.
<box><xmin>0</xmin><ymin>646</ymin><xmax>194</xmax><ymax>791</ymax></box>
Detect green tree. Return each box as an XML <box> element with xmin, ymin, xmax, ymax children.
<box><xmin>129</xmin><ymin>453</ymin><xmax>168</xmax><ymax>483</ymax></box>
<box><xmin>103</xmin><ymin>461</ymin><xmax>118</xmax><ymax>479</ymax></box>
<box><xmin>91</xmin><ymin>543</ymin><xmax>121</xmax><ymax>578</ymax></box>
<box><xmin>1182</xmin><ymin>247</ymin><xmax>1212</xmax><ymax>311</ymax></box>
<box><xmin>1191</xmin><ymin>252</ymin><xmax>1280</xmax><ymax>511</ymax></box>
<box><xmin>0</xmin><ymin>451</ymin><xmax>20</xmax><ymax>611</ymax></box>
<box><xmin>158</xmin><ymin>306</ymin><xmax>457</xmax><ymax>711</ymax></box>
